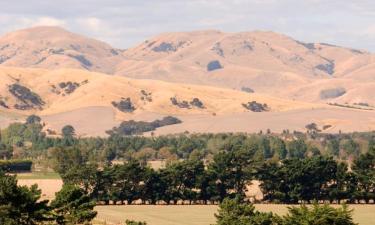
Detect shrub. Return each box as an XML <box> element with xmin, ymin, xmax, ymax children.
<box><xmin>207</xmin><ymin>60</ymin><xmax>223</xmax><ymax>71</ymax></box>
<box><xmin>126</xmin><ymin>220</ymin><xmax>147</xmax><ymax>225</ymax></box>
<box><xmin>0</xmin><ymin>159</ymin><xmax>32</xmax><ymax>172</ymax></box>
<box><xmin>190</xmin><ymin>98</ymin><xmax>204</xmax><ymax>108</ymax></box>
<box><xmin>320</xmin><ymin>87</ymin><xmax>346</xmax><ymax>99</ymax></box>
<box><xmin>112</xmin><ymin>98</ymin><xmax>136</xmax><ymax>112</ymax></box>
<box><xmin>242</xmin><ymin>101</ymin><xmax>269</xmax><ymax>112</ymax></box>
<box><xmin>241</xmin><ymin>87</ymin><xmax>254</xmax><ymax>93</ymax></box>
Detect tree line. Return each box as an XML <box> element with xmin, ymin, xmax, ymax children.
<box><xmin>1</xmin><ymin>115</ymin><xmax>374</xmax><ymax>166</ymax></box>
<box><xmin>56</xmin><ymin>146</ymin><xmax>375</xmax><ymax>205</ymax></box>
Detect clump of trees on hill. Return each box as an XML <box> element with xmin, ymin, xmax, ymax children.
<box><xmin>242</xmin><ymin>101</ymin><xmax>269</xmax><ymax>112</ymax></box>
<box><xmin>8</xmin><ymin>83</ymin><xmax>45</xmax><ymax>110</ymax></box>
<box><xmin>112</xmin><ymin>97</ymin><xmax>136</xmax><ymax>112</ymax></box>
<box><xmin>170</xmin><ymin>97</ymin><xmax>205</xmax><ymax>109</ymax></box>
<box><xmin>106</xmin><ymin>116</ymin><xmax>182</xmax><ymax>136</ymax></box>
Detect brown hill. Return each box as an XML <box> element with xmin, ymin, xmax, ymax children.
<box><xmin>1</xmin><ymin>27</ymin><xmax>375</xmax><ymax>136</ymax></box>
<box><xmin>119</xmin><ymin>30</ymin><xmax>375</xmax><ymax>105</ymax></box>
<box><xmin>1</xmin><ymin>27</ymin><xmax>375</xmax><ymax>106</ymax></box>
<box><xmin>0</xmin><ymin>26</ymin><xmax>124</xmax><ymax>74</ymax></box>
<box><xmin>0</xmin><ymin>66</ymin><xmax>327</xmax><ymax>136</ymax></box>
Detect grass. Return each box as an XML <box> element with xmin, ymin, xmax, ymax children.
<box><xmin>95</xmin><ymin>204</ymin><xmax>375</xmax><ymax>225</ymax></box>
<box><xmin>16</xmin><ymin>171</ymin><xmax>61</xmax><ymax>180</ymax></box>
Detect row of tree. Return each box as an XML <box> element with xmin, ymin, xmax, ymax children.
<box><xmin>57</xmin><ymin>147</ymin><xmax>375</xmax><ymax>205</ymax></box>
<box><xmin>257</xmin><ymin>152</ymin><xmax>375</xmax><ymax>203</ymax></box>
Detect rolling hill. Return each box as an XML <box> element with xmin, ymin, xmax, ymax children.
<box><xmin>0</xmin><ymin>66</ymin><xmax>327</xmax><ymax>136</ymax></box>
<box><xmin>0</xmin><ymin>26</ymin><xmax>124</xmax><ymax>74</ymax></box>
<box><xmin>119</xmin><ymin>30</ymin><xmax>375</xmax><ymax>105</ymax></box>
<box><xmin>0</xmin><ymin>27</ymin><xmax>375</xmax><ymax>136</ymax></box>
<box><xmin>1</xmin><ymin>26</ymin><xmax>375</xmax><ymax>106</ymax></box>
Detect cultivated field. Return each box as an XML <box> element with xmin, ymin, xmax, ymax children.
<box><xmin>17</xmin><ymin>172</ymin><xmax>63</xmax><ymax>200</ymax></box>
<box><xmin>95</xmin><ymin>204</ymin><xmax>375</xmax><ymax>225</ymax></box>
<box><xmin>16</xmin><ymin>173</ymin><xmax>375</xmax><ymax>225</ymax></box>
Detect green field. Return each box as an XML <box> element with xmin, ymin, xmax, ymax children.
<box><xmin>95</xmin><ymin>204</ymin><xmax>375</xmax><ymax>225</ymax></box>
<box><xmin>16</xmin><ymin>172</ymin><xmax>61</xmax><ymax>180</ymax></box>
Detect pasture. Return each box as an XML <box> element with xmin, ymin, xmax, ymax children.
<box><xmin>16</xmin><ymin>173</ymin><xmax>375</xmax><ymax>225</ymax></box>
<box><xmin>16</xmin><ymin>172</ymin><xmax>63</xmax><ymax>200</ymax></box>
<box><xmin>95</xmin><ymin>204</ymin><xmax>375</xmax><ymax>225</ymax></box>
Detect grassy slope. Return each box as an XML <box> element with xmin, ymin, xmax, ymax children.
<box><xmin>95</xmin><ymin>205</ymin><xmax>375</xmax><ymax>225</ymax></box>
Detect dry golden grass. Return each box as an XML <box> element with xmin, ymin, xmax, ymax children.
<box><xmin>15</xmin><ymin>174</ymin><xmax>374</xmax><ymax>225</ymax></box>
<box><xmin>17</xmin><ymin>178</ymin><xmax>63</xmax><ymax>200</ymax></box>
<box><xmin>95</xmin><ymin>204</ymin><xmax>375</xmax><ymax>225</ymax></box>
<box><xmin>16</xmin><ymin>172</ymin><xmax>63</xmax><ymax>200</ymax></box>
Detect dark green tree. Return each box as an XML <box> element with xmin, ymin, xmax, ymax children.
<box><xmin>51</xmin><ymin>184</ymin><xmax>97</xmax><ymax>225</ymax></box>
<box><xmin>208</xmin><ymin>149</ymin><xmax>254</xmax><ymax>202</ymax></box>
<box><xmin>125</xmin><ymin>220</ymin><xmax>147</xmax><ymax>225</ymax></box>
<box><xmin>214</xmin><ymin>197</ymin><xmax>278</xmax><ymax>225</ymax></box>
<box><xmin>282</xmin><ymin>203</ymin><xmax>356</xmax><ymax>225</ymax></box>
<box><xmin>25</xmin><ymin>115</ymin><xmax>41</xmax><ymax>125</ymax></box>
<box><xmin>62</xmin><ymin>125</ymin><xmax>75</xmax><ymax>138</ymax></box>
<box><xmin>327</xmin><ymin>139</ymin><xmax>340</xmax><ymax>157</ymax></box>
<box><xmin>287</xmin><ymin>139</ymin><xmax>307</xmax><ymax>159</ymax></box>
<box><xmin>0</xmin><ymin>172</ymin><xmax>52</xmax><ymax>225</ymax></box>
<box><xmin>352</xmin><ymin>152</ymin><xmax>375</xmax><ymax>203</ymax></box>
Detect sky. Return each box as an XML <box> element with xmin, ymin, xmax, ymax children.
<box><xmin>0</xmin><ymin>0</ymin><xmax>374</xmax><ymax>51</ymax></box>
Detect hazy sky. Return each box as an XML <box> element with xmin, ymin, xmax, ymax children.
<box><xmin>0</xmin><ymin>0</ymin><xmax>374</xmax><ymax>51</ymax></box>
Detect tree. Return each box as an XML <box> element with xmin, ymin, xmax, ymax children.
<box><xmin>0</xmin><ymin>171</ymin><xmax>52</xmax><ymax>225</ymax></box>
<box><xmin>270</xmin><ymin>137</ymin><xmax>287</xmax><ymax>160</ymax></box>
<box><xmin>110</xmin><ymin>160</ymin><xmax>146</xmax><ymax>204</ymax></box>
<box><xmin>341</xmin><ymin>139</ymin><xmax>360</xmax><ymax>159</ymax></box>
<box><xmin>287</xmin><ymin>139</ymin><xmax>307</xmax><ymax>159</ymax></box>
<box><xmin>368</xmin><ymin>139</ymin><xmax>375</xmax><ymax>155</ymax></box>
<box><xmin>214</xmin><ymin>197</ymin><xmax>278</xmax><ymax>225</ymax></box>
<box><xmin>0</xmin><ymin>143</ymin><xmax>13</xmax><ymax>160</ymax></box>
<box><xmin>51</xmin><ymin>184</ymin><xmax>97</xmax><ymax>225</ymax></box>
<box><xmin>352</xmin><ymin>153</ymin><xmax>375</xmax><ymax>203</ymax></box>
<box><xmin>257</xmin><ymin>156</ymin><xmax>338</xmax><ymax>203</ymax></box>
<box><xmin>125</xmin><ymin>220</ymin><xmax>147</xmax><ymax>225</ymax></box>
<box><xmin>327</xmin><ymin>139</ymin><xmax>340</xmax><ymax>157</ymax></box>
<box><xmin>25</xmin><ymin>115</ymin><xmax>41</xmax><ymax>124</ymax></box>
<box><xmin>328</xmin><ymin>162</ymin><xmax>354</xmax><ymax>203</ymax></box>
<box><xmin>282</xmin><ymin>203</ymin><xmax>356</xmax><ymax>225</ymax></box>
<box><xmin>214</xmin><ymin>198</ymin><xmax>356</xmax><ymax>225</ymax></box>
<box><xmin>62</xmin><ymin>163</ymin><xmax>99</xmax><ymax>194</ymax></box>
<box><xmin>208</xmin><ymin>149</ymin><xmax>254</xmax><ymax>202</ymax></box>
<box><xmin>62</xmin><ymin>125</ymin><xmax>75</xmax><ymax>138</ymax></box>
<box><xmin>51</xmin><ymin>146</ymin><xmax>84</xmax><ymax>176</ymax></box>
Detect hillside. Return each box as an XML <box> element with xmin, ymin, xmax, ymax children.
<box><xmin>0</xmin><ymin>66</ymin><xmax>327</xmax><ymax>136</ymax></box>
<box><xmin>119</xmin><ymin>30</ymin><xmax>375</xmax><ymax>105</ymax></box>
<box><xmin>1</xmin><ymin>26</ymin><xmax>375</xmax><ymax>106</ymax></box>
<box><xmin>0</xmin><ymin>27</ymin><xmax>375</xmax><ymax>136</ymax></box>
<box><xmin>0</xmin><ymin>26</ymin><xmax>124</xmax><ymax>74</ymax></box>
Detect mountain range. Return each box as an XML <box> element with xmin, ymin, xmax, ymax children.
<box><xmin>0</xmin><ymin>26</ymin><xmax>374</xmax><ymax>136</ymax></box>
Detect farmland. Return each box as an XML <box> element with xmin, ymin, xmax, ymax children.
<box><xmin>94</xmin><ymin>204</ymin><xmax>375</xmax><ymax>225</ymax></box>
<box><xmin>15</xmin><ymin>175</ymin><xmax>375</xmax><ymax>225</ymax></box>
